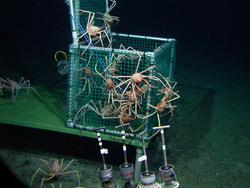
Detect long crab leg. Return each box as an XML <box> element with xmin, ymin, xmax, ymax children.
<box><xmin>30</xmin><ymin>168</ymin><xmax>53</xmax><ymax>188</ymax></box>
<box><xmin>21</xmin><ymin>87</ymin><xmax>42</xmax><ymax>100</ymax></box>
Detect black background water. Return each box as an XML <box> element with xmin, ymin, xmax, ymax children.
<box><xmin>1</xmin><ymin>0</ymin><xmax>249</xmax><ymax>69</ymax></box>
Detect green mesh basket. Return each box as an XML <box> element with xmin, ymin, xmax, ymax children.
<box><xmin>67</xmin><ymin>32</ymin><xmax>176</xmax><ymax>142</ymax></box>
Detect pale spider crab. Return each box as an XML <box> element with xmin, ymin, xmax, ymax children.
<box><xmin>109</xmin><ymin>45</ymin><xmax>169</xmax><ymax>116</ymax></box>
<box><xmin>156</xmin><ymin>73</ymin><xmax>180</xmax><ymax>103</ymax></box>
<box><xmin>114</xmin><ymin>86</ymin><xmax>144</xmax><ymax>119</ymax></box>
<box><xmin>97</xmin><ymin>0</ymin><xmax>119</xmax><ymax>28</ymax></box>
<box><xmin>104</xmin><ymin>52</ymin><xmax>122</xmax><ymax>75</ymax></box>
<box><xmin>101</xmin><ymin>100</ymin><xmax>136</xmax><ymax>125</ymax></box>
<box><xmin>137</xmin><ymin>99</ymin><xmax>177</xmax><ymax>121</ymax></box>
<box><xmin>74</xmin><ymin>9</ymin><xmax>112</xmax><ymax>55</ymax></box>
<box><xmin>118</xmin><ymin>103</ymin><xmax>137</xmax><ymax>125</ymax></box>
<box><xmin>73</xmin><ymin>99</ymin><xmax>143</xmax><ymax>133</ymax></box>
<box><xmin>0</xmin><ymin>77</ymin><xmax>42</xmax><ymax>104</ymax></box>
<box><xmin>137</xmin><ymin>76</ymin><xmax>179</xmax><ymax>121</ymax></box>
<box><xmin>94</xmin><ymin>55</ymin><xmax>121</xmax><ymax>104</ymax></box>
<box><xmin>74</xmin><ymin>98</ymin><xmax>136</xmax><ymax>126</ymax></box>
<box><xmin>74</xmin><ymin>52</ymin><xmax>98</xmax><ymax>101</ymax></box>
<box><xmin>30</xmin><ymin>158</ymin><xmax>81</xmax><ymax>188</ymax></box>
<box><xmin>73</xmin><ymin>100</ymin><xmax>118</xmax><ymax>127</ymax></box>
<box><xmin>114</xmin><ymin>102</ymin><xmax>145</xmax><ymax>133</ymax></box>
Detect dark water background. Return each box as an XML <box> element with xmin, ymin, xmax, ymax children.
<box><xmin>0</xmin><ymin>0</ymin><xmax>250</xmax><ymax>187</ymax></box>
<box><xmin>1</xmin><ymin>0</ymin><xmax>249</xmax><ymax>74</ymax></box>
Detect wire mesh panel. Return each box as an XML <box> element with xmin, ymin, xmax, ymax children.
<box><xmin>111</xmin><ymin>33</ymin><xmax>177</xmax><ymax>81</ymax></box>
<box><xmin>66</xmin><ymin>33</ymin><xmax>176</xmax><ymax>143</ymax></box>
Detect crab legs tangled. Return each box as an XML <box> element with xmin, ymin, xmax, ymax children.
<box><xmin>73</xmin><ymin>45</ymin><xmax>179</xmax><ymax>133</ymax></box>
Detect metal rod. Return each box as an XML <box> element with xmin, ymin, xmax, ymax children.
<box><xmin>98</xmin><ymin>131</ymin><xmax>107</xmax><ymax>169</ymax></box>
<box><xmin>122</xmin><ymin>129</ymin><xmax>128</xmax><ymax>164</ymax></box>
<box><xmin>111</xmin><ymin>32</ymin><xmax>175</xmax><ymax>42</ymax></box>
<box><xmin>92</xmin><ymin>127</ymin><xmax>107</xmax><ymax>170</ymax></box>
<box><xmin>138</xmin><ymin>130</ymin><xmax>149</xmax><ymax>173</ymax></box>
<box><xmin>68</xmin><ymin>0</ymin><xmax>78</xmax><ymax>43</ymax></box>
<box><xmin>115</xmin><ymin>123</ymin><xmax>130</xmax><ymax>164</ymax></box>
<box><xmin>115</xmin><ymin>123</ymin><xmax>130</xmax><ymax>129</ymax></box>
<box><xmin>156</xmin><ymin>113</ymin><xmax>170</xmax><ymax>166</ymax></box>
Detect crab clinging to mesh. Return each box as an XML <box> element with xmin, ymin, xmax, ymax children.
<box><xmin>137</xmin><ymin>74</ymin><xmax>179</xmax><ymax>120</ymax></box>
<box><xmin>137</xmin><ymin>99</ymin><xmax>176</xmax><ymax>120</ymax></box>
<box><xmin>95</xmin><ymin>56</ymin><xmax>121</xmax><ymax>104</ymax></box>
<box><xmin>74</xmin><ymin>10</ymin><xmax>112</xmax><ymax>55</ymax></box>
<box><xmin>74</xmin><ymin>52</ymin><xmax>98</xmax><ymax>101</ymax></box>
<box><xmin>97</xmin><ymin>0</ymin><xmax>119</xmax><ymax>28</ymax></box>
<box><xmin>156</xmin><ymin>73</ymin><xmax>180</xmax><ymax>103</ymax></box>
<box><xmin>109</xmin><ymin>45</ymin><xmax>170</xmax><ymax>116</ymax></box>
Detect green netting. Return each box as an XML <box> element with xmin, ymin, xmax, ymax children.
<box><xmin>67</xmin><ymin>33</ymin><xmax>176</xmax><ymax>141</ymax></box>
<box><xmin>0</xmin><ymin>86</ymin><xmax>66</xmax><ymax>130</ymax></box>
<box><xmin>111</xmin><ymin>33</ymin><xmax>171</xmax><ymax>53</ymax></box>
